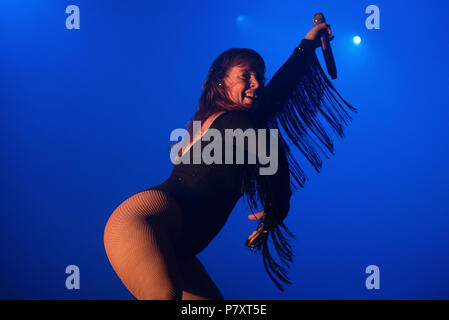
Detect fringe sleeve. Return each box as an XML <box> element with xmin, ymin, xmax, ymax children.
<box><xmin>244</xmin><ymin>39</ymin><xmax>357</xmax><ymax>291</ymax></box>
<box><xmin>252</xmin><ymin>38</ymin><xmax>357</xmax><ymax>188</ymax></box>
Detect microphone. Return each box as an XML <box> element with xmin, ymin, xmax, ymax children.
<box><xmin>313</xmin><ymin>13</ymin><xmax>337</xmax><ymax>79</ymax></box>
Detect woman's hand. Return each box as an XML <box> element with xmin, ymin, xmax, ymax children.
<box><xmin>245</xmin><ymin>224</ymin><xmax>267</xmax><ymax>249</ymax></box>
<box><xmin>305</xmin><ymin>22</ymin><xmax>334</xmax><ymax>49</ymax></box>
<box><xmin>245</xmin><ymin>210</ymin><xmax>267</xmax><ymax>249</ymax></box>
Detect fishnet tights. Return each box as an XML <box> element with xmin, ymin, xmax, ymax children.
<box><xmin>103</xmin><ymin>189</ymin><xmax>223</xmax><ymax>300</ymax></box>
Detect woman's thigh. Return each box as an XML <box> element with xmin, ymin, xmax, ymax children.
<box><xmin>104</xmin><ymin>189</ymin><xmax>185</xmax><ymax>299</ymax></box>
<box><xmin>179</xmin><ymin>256</ymin><xmax>224</xmax><ymax>300</ymax></box>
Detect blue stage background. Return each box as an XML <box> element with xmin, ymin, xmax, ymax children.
<box><xmin>1</xmin><ymin>0</ymin><xmax>448</xmax><ymax>299</ymax></box>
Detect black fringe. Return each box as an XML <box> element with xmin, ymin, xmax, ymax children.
<box><xmin>242</xmin><ymin>52</ymin><xmax>357</xmax><ymax>291</ymax></box>
<box><xmin>272</xmin><ymin>53</ymin><xmax>357</xmax><ymax>189</ymax></box>
<box><xmin>242</xmin><ymin>163</ymin><xmax>296</xmax><ymax>291</ymax></box>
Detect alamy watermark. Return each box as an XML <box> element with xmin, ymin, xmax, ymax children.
<box><xmin>365</xmin><ymin>265</ymin><xmax>380</xmax><ymax>290</ymax></box>
<box><xmin>65</xmin><ymin>5</ymin><xmax>80</xmax><ymax>30</ymax></box>
<box><xmin>365</xmin><ymin>5</ymin><xmax>380</xmax><ymax>30</ymax></box>
<box><xmin>65</xmin><ymin>265</ymin><xmax>80</xmax><ymax>290</ymax></box>
<box><xmin>169</xmin><ymin>121</ymin><xmax>279</xmax><ymax>175</ymax></box>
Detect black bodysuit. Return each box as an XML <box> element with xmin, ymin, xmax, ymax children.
<box><xmin>149</xmin><ymin>110</ymin><xmax>292</xmax><ymax>258</ymax></box>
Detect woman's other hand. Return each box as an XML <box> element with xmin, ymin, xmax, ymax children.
<box><xmin>245</xmin><ymin>210</ymin><xmax>267</xmax><ymax>249</ymax></box>
<box><xmin>305</xmin><ymin>23</ymin><xmax>334</xmax><ymax>49</ymax></box>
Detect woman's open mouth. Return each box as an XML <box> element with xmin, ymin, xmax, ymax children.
<box><xmin>243</xmin><ymin>93</ymin><xmax>258</xmax><ymax>101</ymax></box>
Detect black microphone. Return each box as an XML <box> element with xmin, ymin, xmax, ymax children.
<box><xmin>313</xmin><ymin>13</ymin><xmax>337</xmax><ymax>79</ymax></box>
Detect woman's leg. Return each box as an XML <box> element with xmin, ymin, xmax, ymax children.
<box><xmin>103</xmin><ymin>190</ymin><xmax>184</xmax><ymax>300</ymax></box>
<box><xmin>179</xmin><ymin>256</ymin><xmax>224</xmax><ymax>300</ymax></box>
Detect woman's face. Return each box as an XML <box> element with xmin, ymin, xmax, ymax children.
<box><xmin>223</xmin><ymin>64</ymin><xmax>263</xmax><ymax>109</ymax></box>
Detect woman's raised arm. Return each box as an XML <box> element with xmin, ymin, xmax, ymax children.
<box><xmin>251</xmin><ymin>23</ymin><xmax>357</xmax><ymax>189</ymax></box>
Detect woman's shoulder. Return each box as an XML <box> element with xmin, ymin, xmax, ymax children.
<box><xmin>211</xmin><ymin>110</ymin><xmax>257</xmax><ymax>131</ymax></box>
